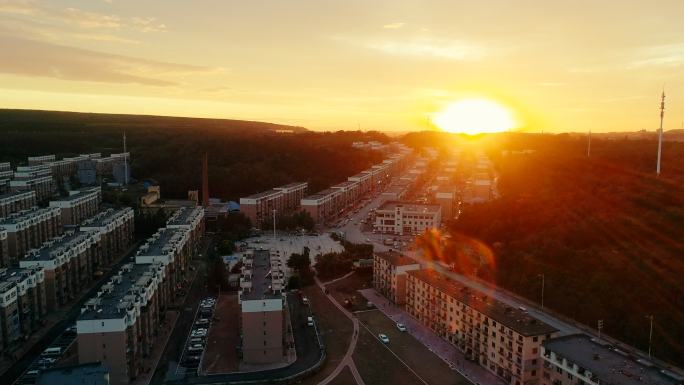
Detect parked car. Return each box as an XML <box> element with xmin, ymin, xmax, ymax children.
<box><xmin>302</xmin><ymin>297</ymin><xmax>309</xmax><ymax>305</ymax></box>
<box><xmin>396</xmin><ymin>323</ymin><xmax>407</xmax><ymax>332</ymax></box>
<box><xmin>187</xmin><ymin>344</ymin><xmax>204</xmax><ymax>352</ymax></box>
<box><xmin>189</xmin><ymin>337</ymin><xmax>204</xmax><ymax>344</ymax></box>
<box><xmin>195</xmin><ymin>318</ymin><xmax>209</xmax><ymax>326</ymax></box>
<box><xmin>183</xmin><ymin>355</ymin><xmax>201</xmax><ymax>364</ymax></box>
<box><xmin>378</xmin><ymin>334</ymin><xmax>390</xmax><ymax>343</ymax></box>
<box><xmin>307</xmin><ymin>316</ymin><xmax>314</xmax><ymax>327</ymax></box>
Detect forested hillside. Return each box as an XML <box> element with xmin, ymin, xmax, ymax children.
<box><xmin>444</xmin><ymin>134</ymin><xmax>684</xmax><ymax>367</ymax></box>
<box><xmin>0</xmin><ymin>109</ymin><xmax>387</xmax><ymax>199</ymax></box>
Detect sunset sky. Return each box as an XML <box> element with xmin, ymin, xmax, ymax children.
<box><xmin>1</xmin><ymin>0</ymin><xmax>683</xmax><ymax>132</ymax></box>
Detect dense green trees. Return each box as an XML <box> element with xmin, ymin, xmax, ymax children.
<box><xmin>287</xmin><ymin>247</ymin><xmax>313</xmax><ymax>286</ymax></box>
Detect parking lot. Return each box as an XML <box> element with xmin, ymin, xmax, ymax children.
<box><xmin>243</xmin><ymin>233</ymin><xmax>344</xmax><ymax>262</ymax></box>
<box><xmin>200</xmin><ymin>294</ymin><xmax>240</xmax><ymax>374</ymax></box>
<box><xmin>176</xmin><ymin>295</ymin><xmax>217</xmax><ymax>377</ymax></box>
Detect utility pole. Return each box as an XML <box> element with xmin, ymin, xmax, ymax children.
<box><xmin>597</xmin><ymin>319</ymin><xmax>603</xmax><ymax>339</ymax></box>
<box><xmin>538</xmin><ymin>273</ymin><xmax>545</xmax><ymax>309</ymax></box>
<box><xmin>272</xmin><ymin>209</ymin><xmax>277</xmax><ymax>241</ymax></box>
<box><xmin>123</xmin><ymin>131</ymin><xmax>129</xmax><ymax>185</ymax></box>
<box><xmin>656</xmin><ymin>90</ymin><xmax>665</xmax><ymax>176</ymax></box>
<box><xmin>587</xmin><ymin>129</ymin><xmax>591</xmax><ymax>157</ymax></box>
<box><xmin>647</xmin><ymin>315</ymin><xmax>654</xmax><ymax>357</ymax></box>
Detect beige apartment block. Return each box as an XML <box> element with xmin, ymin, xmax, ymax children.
<box><xmin>239</xmin><ymin>249</ymin><xmax>286</xmax><ymax>364</ymax></box>
<box><xmin>0</xmin><ymin>190</ymin><xmax>37</xmax><ymax>219</ymax></box>
<box><xmin>80</xmin><ymin>208</ymin><xmax>135</xmax><ymax>266</ymax></box>
<box><xmin>406</xmin><ymin>269</ymin><xmax>558</xmax><ymax>385</ymax></box>
<box><xmin>0</xmin><ymin>206</ymin><xmax>62</xmax><ymax>264</ymax></box>
<box><xmin>49</xmin><ymin>186</ymin><xmax>102</xmax><ymax>226</ymax></box>
<box><xmin>239</xmin><ymin>182</ymin><xmax>307</xmax><ymax>228</ymax></box>
<box><xmin>374</xmin><ymin>201</ymin><xmax>442</xmax><ymax>235</ymax></box>
<box><xmin>372</xmin><ymin>251</ymin><xmax>421</xmax><ymax>305</ymax></box>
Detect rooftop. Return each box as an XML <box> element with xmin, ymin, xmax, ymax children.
<box><xmin>37</xmin><ymin>362</ymin><xmax>109</xmax><ymax>385</ymax></box>
<box><xmin>242</xmin><ymin>249</ymin><xmax>281</xmax><ymax>301</ymax></box>
<box><xmin>166</xmin><ymin>206</ymin><xmax>203</xmax><ymax>227</ymax></box>
<box><xmin>375</xmin><ymin>251</ymin><xmax>418</xmax><ymax>266</ymax></box>
<box><xmin>377</xmin><ymin>201</ymin><xmax>441</xmax><ymax>213</ymax></box>
<box><xmin>407</xmin><ymin>269</ymin><xmax>557</xmax><ymax>336</ymax></box>
<box><xmin>136</xmin><ymin>227</ymin><xmax>187</xmax><ymax>258</ymax></box>
<box><xmin>543</xmin><ymin>334</ymin><xmax>684</xmax><ymax>385</ymax></box>
<box><xmin>80</xmin><ymin>208</ymin><xmax>133</xmax><ymax>229</ymax></box>
<box><xmin>24</xmin><ymin>231</ymin><xmax>98</xmax><ymax>262</ymax></box>
<box><xmin>79</xmin><ymin>263</ymin><xmax>160</xmax><ymax>321</ymax></box>
<box><xmin>303</xmin><ymin>188</ymin><xmax>340</xmax><ymax>201</ymax></box>
<box><xmin>242</xmin><ymin>188</ymin><xmax>281</xmax><ymax>200</ymax></box>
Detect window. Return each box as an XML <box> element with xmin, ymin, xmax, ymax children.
<box><xmin>533</xmin><ymin>347</ymin><xmax>538</xmax><ymax>354</ymax></box>
<box><xmin>533</xmin><ymin>336</ymin><xmax>539</xmax><ymax>342</ymax></box>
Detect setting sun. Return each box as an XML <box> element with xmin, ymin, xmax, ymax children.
<box><xmin>433</xmin><ymin>99</ymin><xmax>517</xmax><ymax>135</ymax></box>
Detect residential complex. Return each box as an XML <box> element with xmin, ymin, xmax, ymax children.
<box><xmin>541</xmin><ymin>334</ymin><xmax>683</xmax><ymax>385</ymax></box>
<box><xmin>20</xmin><ymin>230</ymin><xmax>103</xmax><ymax>311</ymax></box>
<box><xmin>0</xmin><ymin>206</ymin><xmax>62</xmax><ymax>265</ymax></box>
<box><xmin>373</xmin><ymin>201</ymin><xmax>442</xmax><ymax>235</ymax></box>
<box><xmin>49</xmin><ymin>186</ymin><xmax>102</xmax><ymax>226</ymax></box>
<box><xmin>301</xmin><ymin>145</ymin><xmax>412</xmax><ymax>224</ymax></box>
<box><xmin>9</xmin><ymin>173</ymin><xmax>54</xmax><ymax>202</ymax></box>
<box><xmin>239</xmin><ymin>249</ymin><xmax>286</xmax><ymax>364</ymax></box>
<box><xmin>77</xmin><ymin>262</ymin><xmax>165</xmax><ymax>385</ymax></box>
<box><xmin>0</xmin><ymin>190</ymin><xmax>37</xmax><ymax>218</ymax></box>
<box><xmin>372</xmin><ymin>251</ymin><xmax>420</xmax><ymax>305</ymax></box>
<box><xmin>0</xmin><ymin>266</ymin><xmax>47</xmax><ymax>351</ymax></box>
<box><xmin>404</xmin><ymin>269</ymin><xmax>558</xmax><ymax>385</ymax></box>
<box><xmin>239</xmin><ymin>182</ymin><xmax>308</xmax><ymax>228</ymax></box>
<box><xmin>76</xmin><ymin>205</ymin><xmax>204</xmax><ymax>385</ymax></box>
<box><xmin>79</xmin><ymin>208</ymin><xmax>135</xmax><ymax>265</ymax></box>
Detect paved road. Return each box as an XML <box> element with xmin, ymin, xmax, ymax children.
<box><xmin>0</xmin><ymin>241</ymin><xmax>142</xmax><ymax>385</ymax></box>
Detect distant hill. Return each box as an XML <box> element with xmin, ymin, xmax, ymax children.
<box><xmin>0</xmin><ymin>109</ymin><xmax>308</xmax><ymax>135</ymax></box>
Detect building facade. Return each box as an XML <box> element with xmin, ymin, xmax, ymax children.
<box><xmin>372</xmin><ymin>251</ymin><xmax>420</xmax><ymax>305</ymax></box>
<box><xmin>0</xmin><ymin>266</ymin><xmax>46</xmax><ymax>350</ymax></box>
<box><xmin>239</xmin><ymin>182</ymin><xmax>307</xmax><ymax>228</ymax></box>
<box><xmin>79</xmin><ymin>208</ymin><xmax>135</xmax><ymax>266</ymax></box>
<box><xmin>374</xmin><ymin>201</ymin><xmax>442</xmax><ymax>235</ymax></box>
<box><xmin>0</xmin><ymin>206</ymin><xmax>62</xmax><ymax>264</ymax></box>
<box><xmin>49</xmin><ymin>187</ymin><xmax>102</xmax><ymax>226</ymax></box>
<box><xmin>405</xmin><ymin>269</ymin><xmax>558</xmax><ymax>385</ymax></box>
<box><xmin>0</xmin><ymin>190</ymin><xmax>37</xmax><ymax>219</ymax></box>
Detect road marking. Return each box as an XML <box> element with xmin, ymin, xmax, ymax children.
<box><xmin>357</xmin><ymin>319</ymin><xmax>428</xmax><ymax>385</ymax></box>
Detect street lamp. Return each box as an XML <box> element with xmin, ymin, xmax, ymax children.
<box><xmin>537</xmin><ymin>273</ymin><xmax>545</xmax><ymax>310</ymax></box>
<box><xmin>646</xmin><ymin>315</ymin><xmax>654</xmax><ymax>358</ymax></box>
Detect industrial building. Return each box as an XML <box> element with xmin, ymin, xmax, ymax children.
<box><xmin>373</xmin><ymin>201</ymin><xmax>442</xmax><ymax>235</ymax></box>
<box><xmin>541</xmin><ymin>334</ymin><xmax>683</xmax><ymax>385</ymax></box>
<box><xmin>0</xmin><ymin>206</ymin><xmax>62</xmax><ymax>264</ymax></box>
<box><xmin>0</xmin><ymin>190</ymin><xmax>37</xmax><ymax>218</ymax></box>
<box><xmin>372</xmin><ymin>251</ymin><xmax>420</xmax><ymax>305</ymax></box>
<box><xmin>405</xmin><ymin>269</ymin><xmax>558</xmax><ymax>385</ymax></box>
<box><xmin>239</xmin><ymin>249</ymin><xmax>286</xmax><ymax>364</ymax></box>
<box><xmin>20</xmin><ymin>230</ymin><xmax>103</xmax><ymax>311</ymax></box>
<box><xmin>49</xmin><ymin>186</ymin><xmax>102</xmax><ymax>226</ymax></box>
<box><xmin>239</xmin><ymin>182</ymin><xmax>308</xmax><ymax>228</ymax></box>
<box><xmin>0</xmin><ymin>266</ymin><xmax>47</xmax><ymax>351</ymax></box>
<box><xmin>77</xmin><ymin>262</ymin><xmax>165</xmax><ymax>385</ymax></box>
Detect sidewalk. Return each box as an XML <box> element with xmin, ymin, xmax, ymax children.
<box><xmin>359</xmin><ymin>288</ymin><xmax>503</xmax><ymax>385</ymax></box>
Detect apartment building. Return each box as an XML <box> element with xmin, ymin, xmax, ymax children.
<box><xmin>372</xmin><ymin>251</ymin><xmax>420</xmax><ymax>305</ymax></box>
<box><xmin>0</xmin><ymin>162</ymin><xmax>10</xmax><ymax>172</ymax></box>
<box><xmin>0</xmin><ymin>229</ymin><xmax>7</xmax><ymax>268</ymax></box>
<box><xmin>49</xmin><ymin>186</ymin><xmax>102</xmax><ymax>226</ymax></box>
<box><xmin>0</xmin><ymin>169</ymin><xmax>13</xmax><ymax>181</ymax></box>
<box><xmin>0</xmin><ymin>266</ymin><xmax>46</xmax><ymax>350</ymax></box>
<box><xmin>331</xmin><ymin>180</ymin><xmax>361</xmax><ymax>209</ymax></box>
<box><xmin>77</xmin><ymin>262</ymin><xmax>164</xmax><ymax>385</ymax></box>
<box><xmin>300</xmin><ymin>188</ymin><xmax>343</xmax><ymax>224</ymax></box>
<box><xmin>406</xmin><ymin>269</ymin><xmax>558</xmax><ymax>385</ymax></box>
<box><xmin>28</xmin><ymin>155</ymin><xmax>56</xmax><ymax>166</ymax></box>
<box><xmin>0</xmin><ymin>206</ymin><xmax>62</xmax><ymax>264</ymax></box>
<box><xmin>135</xmin><ymin>227</ymin><xmax>192</xmax><ymax>304</ymax></box>
<box><xmin>165</xmin><ymin>206</ymin><xmax>205</xmax><ymax>253</ymax></box>
<box><xmin>239</xmin><ymin>182</ymin><xmax>308</xmax><ymax>228</ymax></box>
<box><xmin>239</xmin><ymin>249</ymin><xmax>286</xmax><ymax>364</ymax></box>
<box><xmin>10</xmin><ymin>174</ymin><xmax>54</xmax><ymax>202</ymax></box>
<box><xmin>433</xmin><ymin>186</ymin><xmax>457</xmax><ymax>220</ymax></box>
<box><xmin>541</xmin><ymin>334</ymin><xmax>683</xmax><ymax>385</ymax></box>
<box><xmin>80</xmin><ymin>208</ymin><xmax>135</xmax><ymax>266</ymax></box>
<box><xmin>37</xmin><ymin>362</ymin><xmax>110</xmax><ymax>385</ymax></box>
<box><xmin>374</xmin><ymin>201</ymin><xmax>442</xmax><ymax>235</ymax></box>
<box><xmin>347</xmin><ymin>172</ymin><xmax>373</xmax><ymax>195</ymax></box>
<box><xmin>21</xmin><ymin>230</ymin><xmax>102</xmax><ymax>311</ymax></box>
<box><xmin>0</xmin><ymin>190</ymin><xmax>37</xmax><ymax>218</ymax></box>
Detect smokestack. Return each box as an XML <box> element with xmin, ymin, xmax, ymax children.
<box><xmin>202</xmin><ymin>152</ymin><xmax>209</xmax><ymax>207</ymax></box>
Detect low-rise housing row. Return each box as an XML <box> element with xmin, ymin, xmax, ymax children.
<box><xmin>373</xmin><ymin>201</ymin><xmax>442</xmax><ymax>235</ymax></box>
<box><xmin>80</xmin><ymin>208</ymin><xmax>135</xmax><ymax>265</ymax></box>
<box><xmin>0</xmin><ymin>206</ymin><xmax>62</xmax><ymax>265</ymax></box>
<box><xmin>239</xmin><ymin>182</ymin><xmax>308</xmax><ymax>228</ymax></box>
<box><xmin>10</xmin><ymin>174</ymin><xmax>54</xmax><ymax>201</ymax></box>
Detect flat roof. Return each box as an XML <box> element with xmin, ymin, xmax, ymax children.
<box><xmin>242</xmin><ymin>249</ymin><xmax>280</xmax><ymax>300</ymax></box>
<box><xmin>37</xmin><ymin>362</ymin><xmax>109</xmax><ymax>385</ymax></box>
<box><xmin>407</xmin><ymin>269</ymin><xmax>557</xmax><ymax>336</ymax></box>
<box><xmin>0</xmin><ymin>190</ymin><xmax>35</xmax><ymax>201</ymax></box>
<box><xmin>242</xmin><ymin>189</ymin><xmax>281</xmax><ymax>200</ymax></box>
<box><xmin>275</xmin><ymin>182</ymin><xmax>307</xmax><ymax>190</ymax></box>
<box><xmin>166</xmin><ymin>207</ymin><xmax>202</xmax><ymax>227</ymax></box>
<box><xmin>79</xmin><ymin>263</ymin><xmax>159</xmax><ymax>320</ymax></box>
<box><xmin>543</xmin><ymin>334</ymin><xmax>683</xmax><ymax>385</ymax></box>
<box><xmin>375</xmin><ymin>251</ymin><xmax>418</xmax><ymax>266</ymax></box>
<box><xmin>378</xmin><ymin>201</ymin><xmax>441</xmax><ymax>213</ymax></box>
<box><xmin>303</xmin><ymin>188</ymin><xmax>340</xmax><ymax>200</ymax></box>
<box><xmin>80</xmin><ymin>208</ymin><xmax>133</xmax><ymax>228</ymax></box>
<box><xmin>0</xmin><ymin>206</ymin><xmax>59</xmax><ymax>225</ymax></box>
<box><xmin>50</xmin><ymin>187</ymin><xmax>100</xmax><ymax>202</ymax></box>
<box><xmin>136</xmin><ymin>228</ymin><xmax>186</xmax><ymax>257</ymax></box>
<box><xmin>24</xmin><ymin>231</ymin><xmax>96</xmax><ymax>262</ymax></box>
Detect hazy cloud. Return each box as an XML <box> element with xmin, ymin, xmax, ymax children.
<box><xmin>383</xmin><ymin>22</ymin><xmax>404</xmax><ymax>29</ymax></box>
<box><xmin>629</xmin><ymin>43</ymin><xmax>684</xmax><ymax>68</ymax></box>
<box><xmin>0</xmin><ymin>35</ymin><xmax>215</xmax><ymax>86</ymax></box>
<box><xmin>363</xmin><ymin>38</ymin><xmax>486</xmax><ymax>61</ymax></box>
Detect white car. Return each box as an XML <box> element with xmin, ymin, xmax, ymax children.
<box><xmin>396</xmin><ymin>323</ymin><xmax>407</xmax><ymax>332</ymax></box>
<box><xmin>378</xmin><ymin>333</ymin><xmax>390</xmax><ymax>343</ymax></box>
<box><xmin>188</xmin><ymin>344</ymin><xmax>204</xmax><ymax>352</ymax></box>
